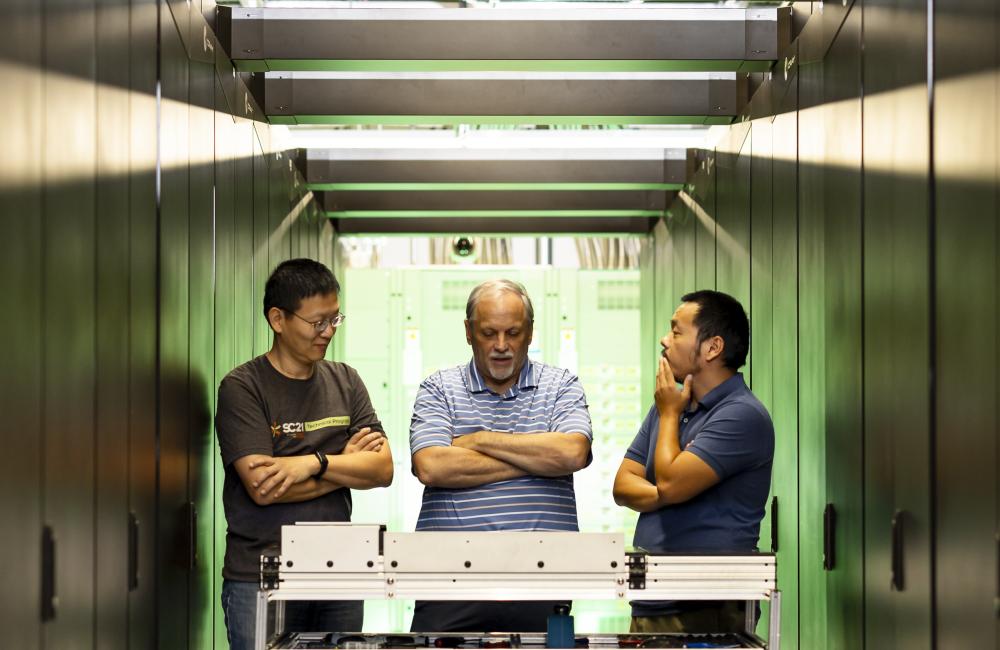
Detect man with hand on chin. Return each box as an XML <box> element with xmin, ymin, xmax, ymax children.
<box><xmin>409</xmin><ymin>279</ymin><xmax>593</xmax><ymax>633</ymax></box>
<box><xmin>613</xmin><ymin>290</ymin><xmax>774</xmax><ymax>634</ymax></box>
<box><xmin>215</xmin><ymin>258</ymin><xmax>393</xmax><ymax>650</ymax></box>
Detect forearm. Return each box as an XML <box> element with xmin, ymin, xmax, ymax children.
<box><xmin>653</xmin><ymin>413</ymin><xmax>683</xmax><ymax>499</ymax></box>
<box><xmin>460</xmin><ymin>431</ymin><xmax>590</xmax><ymax>476</ymax></box>
<box><xmin>612</xmin><ymin>470</ymin><xmax>662</xmax><ymax>513</ymax></box>
<box><xmin>256</xmin><ymin>477</ymin><xmax>339</xmax><ymax>505</ymax></box>
<box><xmin>413</xmin><ymin>446</ymin><xmax>526</xmax><ymax>488</ymax></box>
<box><xmin>322</xmin><ymin>446</ymin><xmax>393</xmax><ymax>489</ymax></box>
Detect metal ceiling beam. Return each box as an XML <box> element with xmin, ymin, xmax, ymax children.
<box><xmin>220</xmin><ymin>6</ymin><xmax>790</xmax><ymax>73</ymax></box>
<box><xmin>300</xmin><ymin>150</ymin><xmax>695</xmax><ymax>185</ymax></box>
<box><xmin>330</xmin><ymin>214</ymin><xmax>662</xmax><ymax>235</ymax></box>
<box><xmin>263</xmin><ymin>73</ymin><xmax>747</xmax><ymax>124</ymax></box>
<box><xmin>320</xmin><ymin>189</ymin><xmax>667</xmax><ymax>211</ymax></box>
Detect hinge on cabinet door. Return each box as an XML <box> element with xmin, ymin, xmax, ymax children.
<box><xmin>823</xmin><ymin>503</ymin><xmax>836</xmax><ymax>571</ymax></box>
<box><xmin>770</xmin><ymin>496</ymin><xmax>779</xmax><ymax>553</ymax></box>
<box><xmin>128</xmin><ymin>512</ymin><xmax>140</xmax><ymax>591</ymax></box>
<box><xmin>890</xmin><ymin>510</ymin><xmax>905</xmax><ymax>591</ymax></box>
<box><xmin>41</xmin><ymin>525</ymin><xmax>56</xmax><ymax>622</ymax></box>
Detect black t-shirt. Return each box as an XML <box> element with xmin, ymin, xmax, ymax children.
<box><xmin>215</xmin><ymin>355</ymin><xmax>383</xmax><ymax>581</ymax></box>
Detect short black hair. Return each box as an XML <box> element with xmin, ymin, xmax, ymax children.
<box><xmin>263</xmin><ymin>258</ymin><xmax>341</xmax><ymax>321</ymax></box>
<box><xmin>680</xmin><ymin>290</ymin><xmax>750</xmax><ymax>370</ymax></box>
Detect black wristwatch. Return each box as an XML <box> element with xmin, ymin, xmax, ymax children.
<box><xmin>312</xmin><ymin>450</ymin><xmax>328</xmax><ymax>479</ymax></box>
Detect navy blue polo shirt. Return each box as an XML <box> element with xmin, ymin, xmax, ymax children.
<box><xmin>624</xmin><ymin>373</ymin><xmax>774</xmax><ymax>616</ymax></box>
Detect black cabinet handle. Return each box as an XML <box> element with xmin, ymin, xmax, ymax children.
<box><xmin>770</xmin><ymin>496</ymin><xmax>779</xmax><ymax>553</ymax></box>
<box><xmin>128</xmin><ymin>512</ymin><xmax>140</xmax><ymax>591</ymax></box>
<box><xmin>41</xmin><ymin>525</ymin><xmax>56</xmax><ymax>622</ymax></box>
<box><xmin>823</xmin><ymin>503</ymin><xmax>836</xmax><ymax>571</ymax></box>
<box><xmin>995</xmin><ymin>532</ymin><xmax>999</xmax><ymax>618</ymax></box>
<box><xmin>188</xmin><ymin>502</ymin><xmax>198</xmax><ymax>570</ymax></box>
<box><xmin>890</xmin><ymin>510</ymin><xmax>905</xmax><ymax>591</ymax></box>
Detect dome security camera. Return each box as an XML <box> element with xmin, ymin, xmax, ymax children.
<box><xmin>452</xmin><ymin>236</ymin><xmax>475</xmax><ymax>259</ymax></box>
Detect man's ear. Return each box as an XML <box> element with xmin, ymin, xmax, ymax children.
<box><xmin>464</xmin><ymin>319</ymin><xmax>473</xmax><ymax>345</ymax></box>
<box><xmin>268</xmin><ymin>307</ymin><xmax>286</xmax><ymax>334</ymax></box>
<box><xmin>702</xmin><ymin>335</ymin><xmax>725</xmax><ymax>363</ymax></box>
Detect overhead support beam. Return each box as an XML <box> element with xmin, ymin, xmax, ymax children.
<box><xmin>301</xmin><ymin>149</ymin><xmax>690</xmax><ymax>234</ymax></box>
<box><xmin>330</xmin><ymin>215</ymin><xmax>663</xmax><ymax>235</ymax></box>
<box><xmin>220</xmin><ymin>6</ymin><xmax>790</xmax><ymax>73</ymax></box>
<box><xmin>320</xmin><ymin>190</ymin><xmax>667</xmax><ymax>212</ymax></box>
<box><xmin>300</xmin><ymin>149</ymin><xmax>695</xmax><ymax>185</ymax></box>
<box><xmin>263</xmin><ymin>73</ymin><xmax>747</xmax><ymax>125</ymax></box>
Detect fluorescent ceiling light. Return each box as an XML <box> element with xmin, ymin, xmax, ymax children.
<box><xmin>246</xmin><ymin>7</ymin><xmax>755</xmax><ymax>21</ymax></box>
<box><xmin>280</xmin><ymin>126</ymin><xmax>711</xmax><ymax>151</ymax></box>
<box><xmin>306</xmin><ymin>148</ymin><xmax>689</xmax><ymax>161</ymax></box>
<box><xmin>266</xmin><ymin>71</ymin><xmax>736</xmax><ymax>80</ymax></box>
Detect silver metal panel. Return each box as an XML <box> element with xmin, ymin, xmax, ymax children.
<box><xmin>333</xmin><ymin>216</ymin><xmax>658</xmax><ymax>235</ymax></box>
<box><xmin>264</xmin><ymin>76</ymin><xmax>745</xmax><ymax>118</ymax></box>
<box><xmin>321</xmin><ymin>190</ymin><xmax>666</xmax><ymax>211</ymax></box>
<box><xmin>304</xmin><ymin>158</ymin><xmax>688</xmax><ymax>185</ymax></box>
<box><xmin>281</xmin><ymin>523</ymin><xmax>384</xmax><ymax>573</ymax></box>
<box><xmin>223</xmin><ymin>6</ymin><xmax>786</xmax><ymax>62</ymax></box>
<box><xmin>382</xmin><ymin>531</ymin><xmax>623</xmax><ymax>573</ymax></box>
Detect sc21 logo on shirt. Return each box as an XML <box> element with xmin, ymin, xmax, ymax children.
<box><xmin>270</xmin><ymin>421</ymin><xmax>305</xmax><ymax>440</ymax></box>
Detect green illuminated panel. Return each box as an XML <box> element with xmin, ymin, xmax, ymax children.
<box><xmin>325</xmin><ymin>209</ymin><xmax>664</xmax><ymax>218</ymax></box>
<box><xmin>271</xmin><ymin>115</ymin><xmax>731</xmax><ymax>126</ymax></box>
<box><xmin>236</xmin><ymin>59</ymin><xmax>773</xmax><ymax>73</ymax></box>
<box><xmin>308</xmin><ymin>182</ymin><xmax>684</xmax><ymax>191</ymax></box>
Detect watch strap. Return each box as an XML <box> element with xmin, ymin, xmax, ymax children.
<box><xmin>312</xmin><ymin>450</ymin><xmax>328</xmax><ymax>479</ymax></box>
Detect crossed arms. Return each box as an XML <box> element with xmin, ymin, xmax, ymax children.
<box><xmin>233</xmin><ymin>428</ymin><xmax>394</xmax><ymax>506</ymax></box>
<box><xmin>413</xmin><ymin>430</ymin><xmax>591</xmax><ymax>488</ymax></box>
<box><xmin>612</xmin><ymin>359</ymin><xmax>720</xmax><ymax>511</ymax></box>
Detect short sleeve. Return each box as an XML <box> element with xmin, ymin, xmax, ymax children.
<box><xmin>409</xmin><ymin>374</ymin><xmax>456</xmax><ymax>454</ymax></box>
<box><xmin>624</xmin><ymin>405</ymin><xmax>658</xmax><ymax>466</ymax></box>
<box><xmin>346</xmin><ymin>365</ymin><xmax>384</xmax><ymax>436</ymax></box>
<box><xmin>685</xmin><ymin>402</ymin><xmax>774</xmax><ymax>480</ymax></box>
<box><xmin>215</xmin><ymin>375</ymin><xmax>274</xmax><ymax>467</ymax></box>
<box><xmin>549</xmin><ymin>371</ymin><xmax>593</xmax><ymax>440</ymax></box>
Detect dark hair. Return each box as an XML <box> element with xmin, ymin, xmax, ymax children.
<box><xmin>680</xmin><ymin>290</ymin><xmax>750</xmax><ymax>370</ymax></box>
<box><xmin>263</xmin><ymin>258</ymin><xmax>341</xmax><ymax>320</ymax></box>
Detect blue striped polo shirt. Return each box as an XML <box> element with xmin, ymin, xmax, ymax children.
<box><xmin>410</xmin><ymin>359</ymin><xmax>593</xmax><ymax>531</ymax></box>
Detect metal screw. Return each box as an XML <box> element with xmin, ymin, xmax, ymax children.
<box><xmin>617</xmin><ymin>592</ymin><xmax>625</xmax><ymax>598</ymax></box>
<box><xmin>387</xmin><ymin>578</ymin><xmax>395</xmax><ymax>585</ymax></box>
<box><xmin>388</xmin><ymin>592</ymin><xmax>395</xmax><ymax>598</ymax></box>
<box><xmin>327</xmin><ymin>561</ymin><xmax>333</xmax><ymax>568</ymax></box>
<box><xmin>617</xmin><ymin>578</ymin><xmax>625</xmax><ymax>586</ymax></box>
<box><xmin>367</xmin><ymin>561</ymin><xmax>374</xmax><ymax>568</ymax></box>
<box><xmin>464</xmin><ymin>561</ymin><xmax>472</xmax><ymax>568</ymax></box>
<box><xmin>391</xmin><ymin>560</ymin><xmax>398</xmax><ymax>568</ymax></box>
<box><xmin>611</xmin><ymin>561</ymin><xmax>618</xmax><ymax>568</ymax></box>
<box><xmin>286</xmin><ymin>561</ymin><xmax>293</xmax><ymax>568</ymax></box>
<box><xmin>537</xmin><ymin>561</ymin><xmax>545</xmax><ymax>568</ymax></box>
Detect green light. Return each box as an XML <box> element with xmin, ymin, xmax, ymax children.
<box><xmin>274</xmin><ymin>115</ymin><xmax>728</xmax><ymax>126</ymax></box>
<box><xmin>308</xmin><ymin>182</ymin><xmax>684</xmax><ymax>191</ymax></box>
<box><xmin>235</xmin><ymin>59</ymin><xmax>773</xmax><ymax>73</ymax></box>
<box><xmin>325</xmin><ymin>209</ymin><xmax>664</xmax><ymax>218</ymax></box>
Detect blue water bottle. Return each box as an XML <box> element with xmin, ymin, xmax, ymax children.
<box><xmin>546</xmin><ymin>604</ymin><xmax>574</xmax><ymax>648</ymax></box>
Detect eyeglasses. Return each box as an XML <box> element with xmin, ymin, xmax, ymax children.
<box><xmin>289</xmin><ymin>311</ymin><xmax>346</xmax><ymax>332</ymax></box>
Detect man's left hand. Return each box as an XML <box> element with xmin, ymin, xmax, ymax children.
<box><xmin>654</xmin><ymin>357</ymin><xmax>692</xmax><ymax>417</ymax></box>
<box><xmin>248</xmin><ymin>455</ymin><xmax>319</xmax><ymax>499</ymax></box>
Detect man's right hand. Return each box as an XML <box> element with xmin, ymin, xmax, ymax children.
<box><xmin>344</xmin><ymin>427</ymin><xmax>384</xmax><ymax>454</ymax></box>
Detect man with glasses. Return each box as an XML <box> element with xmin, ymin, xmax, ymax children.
<box><xmin>215</xmin><ymin>258</ymin><xmax>393</xmax><ymax>650</ymax></box>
